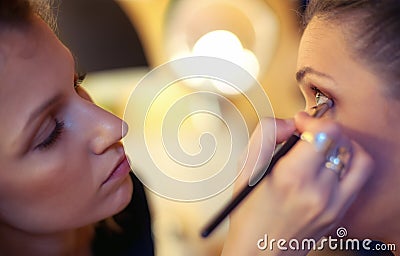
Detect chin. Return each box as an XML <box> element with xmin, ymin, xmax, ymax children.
<box><xmin>103</xmin><ymin>176</ymin><xmax>134</xmax><ymax>217</ymax></box>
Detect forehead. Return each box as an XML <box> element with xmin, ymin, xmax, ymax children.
<box><xmin>0</xmin><ymin>16</ymin><xmax>72</xmax><ymax>89</ymax></box>
<box><xmin>297</xmin><ymin>18</ymin><xmax>349</xmax><ymax>70</ymax></box>
<box><xmin>298</xmin><ymin>17</ymin><xmax>386</xmax><ymax>99</ymax></box>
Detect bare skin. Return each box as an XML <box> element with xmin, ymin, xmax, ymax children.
<box><xmin>222</xmin><ymin>17</ymin><xmax>399</xmax><ymax>255</ymax></box>
<box><xmin>0</xmin><ymin>15</ymin><xmax>133</xmax><ymax>256</ymax></box>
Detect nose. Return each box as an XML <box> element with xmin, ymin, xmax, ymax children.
<box><xmin>84</xmin><ymin>103</ymin><xmax>129</xmax><ymax>155</ymax></box>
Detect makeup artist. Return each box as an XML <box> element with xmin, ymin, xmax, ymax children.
<box><xmin>222</xmin><ymin>0</ymin><xmax>399</xmax><ymax>255</ymax></box>
<box><xmin>0</xmin><ymin>1</ymin><xmax>156</xmax><ymax>255</ymax></box>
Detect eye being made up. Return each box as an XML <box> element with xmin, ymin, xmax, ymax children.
<box><xmin>34</xmin><ymin>119</ymin><xmax>65</xmax><ymax>151</ymax></box>
<box><xmin>311</xmin><ymin>86</ymin><xmax>330</xmax><ymax>106</ymax></box>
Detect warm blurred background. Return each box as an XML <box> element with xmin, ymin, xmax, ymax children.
<box><xmin>55</xmin><ymin>0</ymin><xmax>305</xmax><ymax>255</ymax></box>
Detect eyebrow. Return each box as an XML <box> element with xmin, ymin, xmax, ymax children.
<box><xmin>296</xmin><ymin>67</ymin><xmax>334</xmax><ymax>84</ymax></box>
<box><xmin>24</xmin><ymin>94</ymin><xmax>62</xmax><ymax>129</ymax></box>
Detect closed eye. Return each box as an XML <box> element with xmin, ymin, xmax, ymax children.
<box><xmin>34</xmin><ymin>119</ymin><xmax>65</xmax><ymax>151</ymax></box>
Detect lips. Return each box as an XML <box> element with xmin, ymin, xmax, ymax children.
<box><xmin>102</xmin><ymin>155</ymin><xmax>131</xmax><ymax>185</ymax></box>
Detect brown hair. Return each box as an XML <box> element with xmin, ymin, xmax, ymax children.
<box><xmin>0</xmin><ymin>0</ymin><xmax>55</xmax><ymax>29</ymax></box>
<box><xmin>303</xmin><ymin>0</ymin><xmax>400</xmax><ymax>98</ymax></box>
<box><xmin>0</xmin><ymin>0</ymin><xmax>31</xmax><ymax>22</ymax></box>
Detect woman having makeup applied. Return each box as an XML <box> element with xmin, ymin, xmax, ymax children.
<box><xmin>222</xmin><ymin>0</ymin><xmax>399</xmax><ymax>255</ymax></box>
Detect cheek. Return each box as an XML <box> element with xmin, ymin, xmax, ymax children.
<box><xmin>0</xmin><ymin>144</ymin><xmax>97</xmax><ymax>233</ymax></box>
<box><xmin>334</xmin><ymin>98</ymin><xmax>388</xmax><ymax>157</ymax></box>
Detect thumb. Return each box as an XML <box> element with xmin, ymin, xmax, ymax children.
<box><xmin>275</xmin><ymin>118</ymin><xmax>296</xmax><ymax>143</ymax></box>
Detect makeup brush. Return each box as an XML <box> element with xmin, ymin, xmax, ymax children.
<box><xmin>201</xmin><ymin>98</ymin><xmax>334</xmax><ymax>238</ymax></box>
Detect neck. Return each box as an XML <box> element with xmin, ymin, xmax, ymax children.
<box><xmin>347</xmin><ymin>145</ymin><xmax>400</xmax><ymax>246</ymax></box>
<box><xmin>0</xmin><ymin>223</ymin><xmax>94</xmax><ymax>256</ymax></box>
<box><xmin>375</xmin><ymin>142</ymin><xmax>400</xmax><ymax>245</ymax></box>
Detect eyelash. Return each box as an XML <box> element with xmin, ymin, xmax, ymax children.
<box><xmin>35</xmin><ymin>119</ymin><xmax>65</xmax><ymax>151</ymax></box>
<box><xmin>74</xmin><ymin>72</ymin><xmax>86</xmax><ymax>90</ymax></box>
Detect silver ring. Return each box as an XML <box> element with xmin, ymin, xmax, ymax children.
<box><xmin>300</xmin><ymin>131</ymin><xmax>334</xmax><ymax>154</ymax></box>
<box><xmin>324</xmin><ymin>146</ymin><xmax>351</xmax><ymax>179</ymax></box>
<box><xmin>325</xmin><ymin>155</ymin><xmax>345</xmax><ymax>178</ymax></box>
